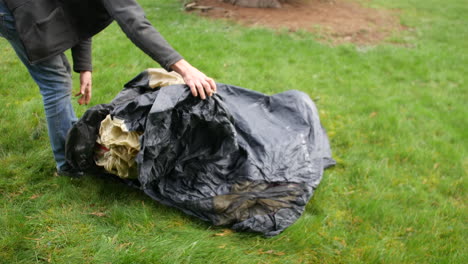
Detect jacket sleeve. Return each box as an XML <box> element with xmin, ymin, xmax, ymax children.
<box><xmin>101</xmin><ymin>0</ymin><xmax>183</xmax><ymax>71</ymax></box>
<box><xmin>71</xmin><ymin>38</ymin><xmax>93</xmax><ymax>73</ymax></box>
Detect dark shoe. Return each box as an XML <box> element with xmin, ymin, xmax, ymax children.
<box><xmin>55</xmin><ymin>167</ymin><xmax>84</xmax><ymax>178</ymax></box>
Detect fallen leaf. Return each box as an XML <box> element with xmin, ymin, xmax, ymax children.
<box><xmin>213</xmin><ymin>229</ymin><xmax>233</xmax><ymax>237</ymax></box>
<box><xmin>117</xmin><ymin>242</ymin><xmax>133</xmax><ymax>250</ymax></box>
<box><xmin>30</xmin><ymin>194</ymin><xmax>41</xmax><ymax>200</ymax></box>
<box><xmin>257</xmin><ymin>249</ymin><xmax>285</xmax><ymax>256</ymax></box>
<box><xmin>89</xmin><ymin>212</ymin><xmax>106</xmax><ymax>217</ymax></box>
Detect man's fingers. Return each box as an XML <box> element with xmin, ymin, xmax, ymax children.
<box><xmin>187</xmin><ymin>81</ymin><xmax>198</xmax><ymax>97</ymax></box>
<box><xmin>201</xmin><ymin>80</ymin><xmax>213</xmax><ymax>97</ymax></box>
<box><xmin>76</xmin><ymin>83</ymin><xmax>91</xmax><ymax>105</ymax></box>
<box><xmin>84</xmin><ymin>90</ymin><xmax>91</xmax><ymax>104</ymax></box>
<box><xmin>196</xmin><ymin>82</ymin><xmax>206</xmax><ymax>100</ymax></box>
<box><xmin>206</xmin><ymin>78</ymin><xmax>216</xmax><ymax>93</ymax></box>
<box><xmin>185</xmin><ymin>76</ymin><xmax>217</xmax><ymax>99</ymax></box>
<box><xmin>75</xmin><ymin>82</ymin><xmax>88</xmax><ymax>97</ymax></box>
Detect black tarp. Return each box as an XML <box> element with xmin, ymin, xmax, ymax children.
<box><xmin>66</xmin><ymin>70</ymin><xmax>335</xmax><ymax>237</ymax></box>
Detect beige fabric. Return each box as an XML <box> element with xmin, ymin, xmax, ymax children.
<box><xmin>147</xmin><ymin>68</ymin><xmax>185</xmax><ymax>89</ymax></box>
<box><xmin>95</xmin><ymin>68</ymin><xmax>184</xmax><ymax>178</ymax></box>
<box><xmin>95</xmin><ymin>115</ymin><xmax>141</xmax><ymax>179</ymax></box>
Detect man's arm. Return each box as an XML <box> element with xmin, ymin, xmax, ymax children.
<box><xmin>71</xmin><ymin>38</ymin><xmax>92</xmax><ymax>73</ymax></box>
<box><xmin>100</xmin><ymin>0</ymin><xmax>216</xmax><ymax>99</ymax></box>
<box><xmin>71</xmin><ymin>39</ymin><xmax>93</xmax><ymax>105</ymax></box>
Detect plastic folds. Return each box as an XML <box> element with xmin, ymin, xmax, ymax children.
<box><xmin>65</xmin><ymin>69</ymin><xmax>335</xmax><ymax>236</ymax></box>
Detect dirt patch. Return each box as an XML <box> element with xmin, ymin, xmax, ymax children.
<box><xmin>188</xmin><ymin>0</ymin><xmax>406</xmax><ymax>45</ymax></box>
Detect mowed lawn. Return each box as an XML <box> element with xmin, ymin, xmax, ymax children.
<box><xmin>0</xmin><ymin>0</ymin><xmax>466</xmax><ymax>263</ymax></box>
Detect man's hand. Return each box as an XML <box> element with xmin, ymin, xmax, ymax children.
<box><xmin>170</xmin><ymin>59</ymin><xmax>216</xmax><ymax>100</ymax></box>
<box><xmin>75</xmin><ymin>71</ymin><xmax>92</xmax><ymax>105</ymax></box>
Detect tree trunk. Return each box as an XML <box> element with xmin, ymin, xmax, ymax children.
<box><xmin>223</xmin><ymin>0</ymin><xmax>282</xmax><ymax>8</ymax></box>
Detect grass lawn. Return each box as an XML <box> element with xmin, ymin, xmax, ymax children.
<box><xmin>0</xmin><ymin>0</ymin><xmax>466</xmax><ymax>263</ymax></box>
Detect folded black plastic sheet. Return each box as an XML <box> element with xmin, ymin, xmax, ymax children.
<box><xmin>66</xmin><ymin>70</ymin><xmax>335</xmax><ymax>236</ymax></box>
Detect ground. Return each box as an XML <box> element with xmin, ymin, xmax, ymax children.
<box><xmin>190</xmin><ymin>0</ymin><xmax>406</xmax><ymax>44</ymax></box>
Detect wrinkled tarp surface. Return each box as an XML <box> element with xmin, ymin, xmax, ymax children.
<box><xmin>66</xmin><ymin>69</ymin><xmax>335</xmax><ymax>236</ymax></box>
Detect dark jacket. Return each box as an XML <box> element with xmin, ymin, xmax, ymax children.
<box><xmin>4</xmin><ymin>0</ymin><xmax>183</xmax><ymax>72</ymax></box>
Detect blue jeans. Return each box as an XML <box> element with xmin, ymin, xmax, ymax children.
<box><xmin>0</xmin><ymin>1</ymin><xmax>77</xmax><ymax>170</ymax></box>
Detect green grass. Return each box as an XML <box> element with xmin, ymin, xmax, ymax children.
<box><xmin>0</xmin><ymin>0</ymin><xmax>466</xmax><ymax>263</ymax></box>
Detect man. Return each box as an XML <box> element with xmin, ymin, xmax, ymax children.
<box><xmin>0</xmin><ymin>0</ymin><xmax>216</xmax><ymax>176</ymax></box>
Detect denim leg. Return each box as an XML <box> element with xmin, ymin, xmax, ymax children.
<box><xmin>0</xmin><ymin>2</ymin><xmax>77</xmax><ymax>170</ymax></box>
